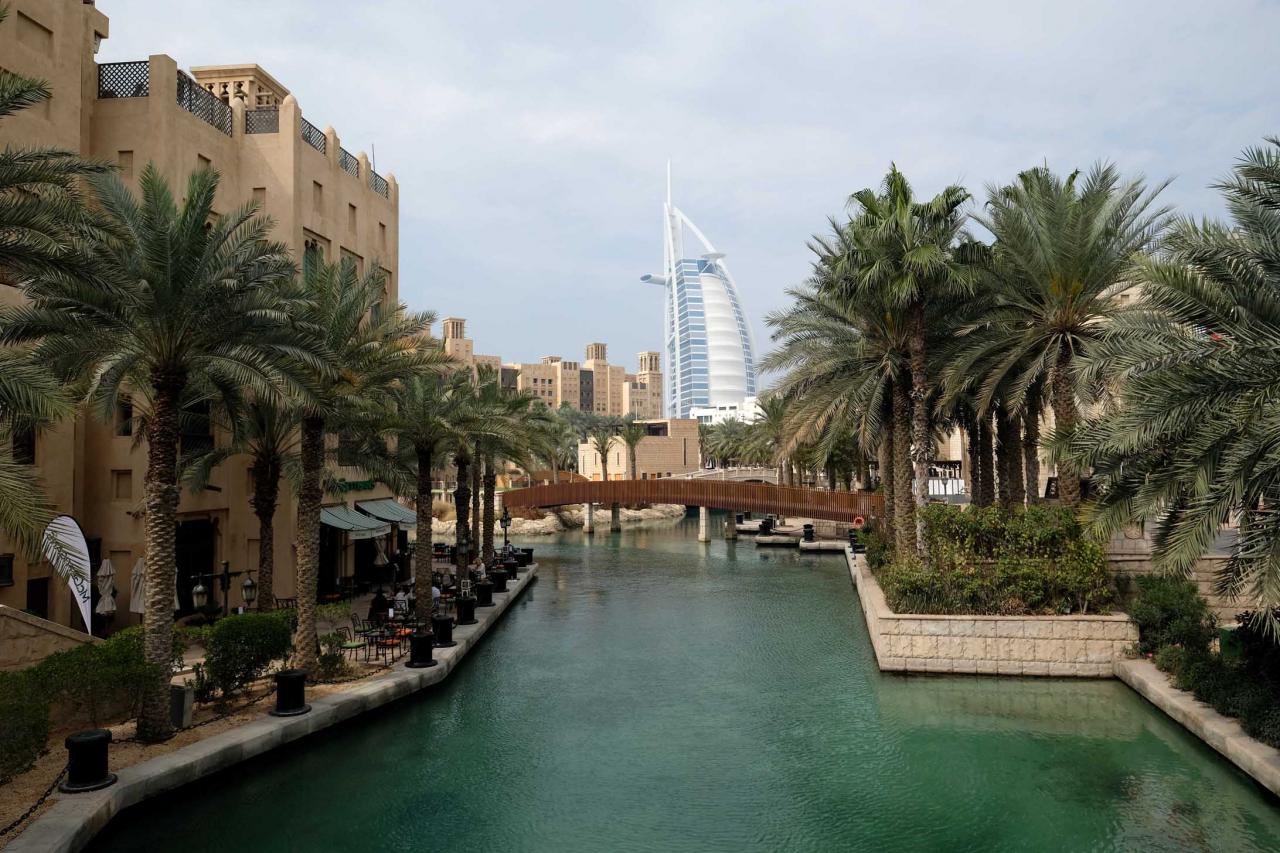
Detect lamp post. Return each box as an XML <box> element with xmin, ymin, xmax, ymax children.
<box><xmin>500</xmin><ymin>507</ymin><xmax>511</xmax><ymax>550</ymax></box>
<box><xmin>191</xmin><ymin>561</ymin><xmax>257</xmax><ymax>617</ymax></box>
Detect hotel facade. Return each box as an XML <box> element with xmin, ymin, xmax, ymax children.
<box><xmin>0</xmin><ymin>0</ymin><xmax>406</xmax><ymax>627</ymax></box>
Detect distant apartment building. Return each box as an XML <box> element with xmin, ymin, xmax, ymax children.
<box><xmin>439</xmin><ymin>319</ymin><xmax>663</xmax><ymax>419</ymax></box>
<box><xmin>578</xmin><ymin>419</ymin><xmax>701</xmax><ymax>481</ymax></box>
<box><xmin>0</xmin><ymin>1</ymin><xmax>405</xmax><ymax>627</ymax></box>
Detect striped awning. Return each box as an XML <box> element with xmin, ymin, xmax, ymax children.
<box><xmin>356</xmin><ymin>498</ymin><xmax>417</xmax><ymax>528</ymax></box>
<box><xmin>320</xmin><ymin>505</ymin><xmax>390</xmax><ymax>540</ymax></box>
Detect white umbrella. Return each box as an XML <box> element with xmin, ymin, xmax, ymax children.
<box><xmin>129</xmin><ymin>558</ymin><xmax>146</xmax><ymax>615</ymax></box>
<box><xmin>95</xmin><ymin>559</ymin><xmax>116</xmax><ymax>615</ymax></box>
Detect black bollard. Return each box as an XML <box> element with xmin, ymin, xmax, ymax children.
<box><xmin>270</xmin><ymin>669</ymin><xmax>311</xmax><ymax>717</ymax></box>
<box><xmin>476</xmin><ymin>579</ymin><xmax>494</xmax><ymax>607</ymax></box>
<box><xmin>406</xmin><ymin>631</ymin><xmax>438</xmax><ymax>668</ymax></box>
<box><xmin>503</xmin><ymin>558</ymin><xmax>520</xmax><ymax>578</ymax></box>
<box><xmin>431</xmin><ymin>614</ymin><xmax>456</xmax><ymax>648</ymax></box>
<box><xmin>490</xmin><ymin>567</ymin><xmax>508</xmax><ymax>593</ymax></box>
<box><xmin>456</xmin><ymin>595</ymin><xmax>478</xmax><ymax>625</ymax></box>
<box><xmin>519</xmin><ymin>547</ymin><xmax>534</xmax><ymax>567</ymax></box>
<box><xmin>60</xmin><ymin>729</ymin><xmax>117</xmax><ymax>793</ymax></box>
<box><xmin>803</xmin><ymin>524</ymin><xmax>815</xmax><ymax>542</ymax></box>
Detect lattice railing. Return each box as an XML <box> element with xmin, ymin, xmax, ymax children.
<box><xmin>176</xmin><ymin>73</ymin><xmax>232</xmax><ymax>136</ymax></box>
<box><xmin>245</xmin><ymin>106</ymin><xmax>279</xmax><ymax>134</ymax></box>
<box><xmin>301</xmin><ymin>118</ymin><xmax>326</xmax><ymax>154</ymax></box>
<box><xmin>369</xmin><ymin>170</ymin><xmax>389</xmax><ymax>198</ymax></box>
<box><xmin>339</xmin><ymin>147</ymin><xmax>360</xmax><ymax>177</ymax></box>
<box><xmin>97</xmin><ymin>61</ymin><xmax>149</xmax><ymax>98</ymax></box>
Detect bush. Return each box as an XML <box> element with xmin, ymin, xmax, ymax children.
<box><xmin>863</xmin><ymin>522</ymin><xmax>892</xmax><ymax>573</ymax></box>
<box><xmin>203</xmin><ymin>612</ymin><xmax>293</xmax><ymax>697</ymax></box>
<box><xmin>874</xmin><ymin>505</ymin><xmax>1113</xmax><ymax>615</ymax></box>
<box><xmin>1128</xmin><ymin>575</ymin><xmax>1216</xmax><ymax>655</ymax></box>
<box><xmin>315</xmin><ymin>633</ymin><xmax>350</xmax><ymax>682</ymax></box>
<box><xmin>35</xmin><ymin>627</ymin><xmax>177</xmax><ymax>725</ymax></box>
<box><xmin>0</xmin><ymin>670</ymin><xmax>50</xmax><ymax>783</ymax></box>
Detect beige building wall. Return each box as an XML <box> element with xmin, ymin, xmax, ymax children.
<box><xmin>578</xmin><ymin>419</ymin><xmax>700</xmax><ymax>481</ymax></box>
<box><xmin>0</xmin><ymin>2</ymin><xmax>404</xmax><ymax>624</ymax></box>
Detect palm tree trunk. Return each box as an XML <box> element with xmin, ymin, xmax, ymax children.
<box><xmin>965</xmin><ymin>409</ymin><xmax>981</xmax><ymax>503</ymax></box>
<box><xmin>907</xmin><ymin>302</ymin><xmax>930</xmax><ymax>555</ymax></box>
<box><xmin>1051</xmin><ymin>351</ymin><xmax>1081</xmax><ymax>507</ymax></box>
<box><xmin>482</xmin><ymin>453</ymin><xmax>496</xmax><ymax>562</ymax></box>
<box><xmin>453</xmin><ymin>450</ymin><xmax>471</xmax><ymax>575</ymax></box>
<box><xmin>290</xmin><ymin>416</ymin><xmax>324</xmax><ymax>675</ymax></box>
<box><xmin>629</xmin><ymin>447</ymin><xmax>638</xmax><ymax>479</ymax></box>
<box><xmin>995</xmin><ymin>406</ymin><xmax>1013</xmax><ymax>509</ymax></box>
<box><xmin>879</xmin><ymin>435</ymin><xmax>895</xmax><ymax>534</ymax></box>
<box><xmin>1006</xmin><ymin>409</ymin><xmax>1025</xmax><ymax>507</ymax></box>
<box><xmin>137</xmin><ymin>377</ymin><xmax>182</xmax><ymax>743</ymax></box>
<box><xmin>470</xmin><ymin>444</ymin><xmax>481</xmax><ymax>561</ymax></box>
<box><xmin>250</xmin><ymin>456</ymin><xmax>280</xmax><ymax>612</ymax></box>
<box><xmin>855</xmin><ymin>454</ymin><xmax>867</xmax><ymax>491</ymax></box>
<box><xmin>414</xmin><ymin>446</ymin><xmax>433</xmax><ymax>622</ymax></box>
<box><xmin>977</xmin><ymin>414</ymin><xmax>995</xmax><ymax>507</ymax></box>
<box><xmin>1023</xmin><ymin>384</ymin><xmax>1042</xmax><ymax>504</ymax></box>
<box><xmin>550</xmin><ymin>458</ymin><xmax>559</xmax><ymax>485</ymax></box>
<box><xmin>892</xmin><ymin>378</ymin><xmax>916</xmax><ymax>556</ymax></box>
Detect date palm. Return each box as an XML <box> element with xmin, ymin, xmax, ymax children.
<box><xmin>968</xmin><ymin>164</ymin><xmax>1171</xmax><ymax>507</ymax></box>
<box><xmin>589</xmin><ymin>426</ymin><xmax>615</xmax><ymax>482</ymax></box>
<box><xmin>287</xmin><ymin>256</ymin><xmax>439</xmax><ymax>672</ymax></box>
<box><xmin>1063</xmin><ymin>138</ymin><xmax>1280</xmax><ymax>629</ymax></box>
<box><xmin>618</xmin><ymin>418</ymin><xmax>646</xmax><ymax>478</ymax></box>
<box><xmin>1</xmin><ymin>164</ymin><xmax>297</xmax><ymax>741</ymax></box>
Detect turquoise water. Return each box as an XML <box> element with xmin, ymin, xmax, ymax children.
<box><xmin>91</xmin><ymin>514</ymin><xmax>1280</xmax><ymax>852</ymax></box>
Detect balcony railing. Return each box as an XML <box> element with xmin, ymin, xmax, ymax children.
<box><xmin>369</xmin><ymin>169</ymin><xmax>389</xmax><ymax>198</ymax></box>
<box><xmin>301</xmin><ymin>117</ymin><xmax>326</xmax><ymax>154</ymax></box>
<box><xmin>97</xmin><ymin>60</ymin><xmax>149</xmax><ymax>98</ymax></box>
<box><xmin>245</xmin><ymin>106</ymin><xmax>279</xmax><ymax>134</ymax></box>
<box><xmin>339</xmin><ymin>147</ymin><xmax>359</xmax><ymax>177</ymax></box>
<box><xmin>176</xmin><ymin>72</ymin><xmax>232</xmax><ymax>136</ymax></box>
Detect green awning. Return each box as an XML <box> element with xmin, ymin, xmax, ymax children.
<box><xmin>320</xmin><ymin>505</ymin><xmax>390</xmax><ymax>540</ymax></box>
<box><xmin>356</xmin><ymin>498</ymin><xmax>417</xmax><ymax>528</ymax></box>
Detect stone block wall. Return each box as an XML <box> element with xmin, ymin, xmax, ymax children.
<box><xmin>847</xmin><ymin>549</ymin><xmax>1138</xmax><ymax>677</ymax></box>
<box><xmin>0</xmin><ymin>605</ymin><xmax>98</xmax><ymax>671</ymax></box>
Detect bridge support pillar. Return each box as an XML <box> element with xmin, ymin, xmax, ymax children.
<box><xmin>697</xmin><ymin>505</ymin><xmax>710</xmax><ymax>542</ymax></box>
<box><xmin>583</xmin><ymin>502</ymin><xmax>594</xmax><ymax>534</ymax></box>
<box><xmin>610</xmin><ymin>502</ymin><xmax>621</xmax><ymax>532</ymax></box>
<box><xmin>724</xmin><ymin>514</ymin><xmax>738</xmax><ymax>540</ymax></box>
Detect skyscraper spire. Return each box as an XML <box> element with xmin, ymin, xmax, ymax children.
<box><xmin>665</xmin><ymin>159</ymin><xmax>672</xmax><ymax>207</ymax></box>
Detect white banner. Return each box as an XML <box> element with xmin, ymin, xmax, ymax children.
<box><xmin>41</xmin><ymin>515</ymin><xmax>92</xmax><ymax>635</ymax></box>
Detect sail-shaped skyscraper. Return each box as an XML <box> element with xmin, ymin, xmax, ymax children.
<box><xmin>641</xmin><ymin>169</ymin><xmax>757</xmax><ymax>420</ymax></box>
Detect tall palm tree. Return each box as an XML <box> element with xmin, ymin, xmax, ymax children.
<box><xmin>1064</xmin><ymin>138</ymin><xmax>1280</xmax><ymax>628</ymax></box>
<box><xmin>964</xmin><ymin>164</ymin><xmax>1171</xmax><ymax>507</ymax></box>
<box><xmin>473</xmin><ymin>367</ymin><xmax>541</xmax><ymax>561</ymax></box>
<box><xmin>287</xmin><ymin>256</ymin><xmax>438</xmax><ymax>672</ymax></box>
<box><xmin>836</xmin><ymin>167</ymin><xmax>974</xmax><ymax>553</ymax></box>
<box><xmin>182</xmin><ymin>399</ymin><xmax>300</xmax><ymax>611</ymax></box>
<box><xmin>618</xmin><ymin>418</ymin><xmax>646</xmax><ymax>478</ymax></box>
<box><xmin>1</xmin><ymin>165</ymin><xmax>297</xmax><ymax>741</ymax></box>
<box><xmin>533</xmin><ymin>411</ymin><xmax>578</xmax><ymax>484</ymax></box>
<box><xmin>589</xmin><ymin>425</ymin><xmax>615</xmax><ymax>482</ymax></box>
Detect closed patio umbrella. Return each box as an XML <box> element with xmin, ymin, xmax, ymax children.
<box><xmin>129</xmin><ymin>558</ymin><xmax>146</xmax><ymax>615</ymax></box>
<box><xmin>95</xmin><ymin>558</ymin><xmax>116</xmax><ymax>615</ymax></box>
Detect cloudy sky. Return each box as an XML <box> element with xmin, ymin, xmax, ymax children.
<box><xmin>98</xmin><ymin>0</ymin><xmax>1280</xmax><ymax>374</ymax></box>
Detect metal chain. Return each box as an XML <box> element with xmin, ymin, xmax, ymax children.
<box><xmin>0</xmin><ymin>766</ymin><xmax>67</xmax><ymax>838</ymax></box>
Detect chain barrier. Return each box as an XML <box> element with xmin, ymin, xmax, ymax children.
<box><xmin>0</xmin><ymin>766</ymin><xmax>67</xmax><ymax>839</ymax></box>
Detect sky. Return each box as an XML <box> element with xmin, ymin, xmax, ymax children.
<box><xmin>97</xmin><ymin>0</ymin><xmax>1280</xmax><ymax>376</ymax></box>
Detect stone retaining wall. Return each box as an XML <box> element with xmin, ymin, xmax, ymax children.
<box><xmin>846</xmin><ymin>548</ymin><xmax>1138</xmax><ymax>677</ymax></box>
<box><xmin>0</xmin><ymin>605</ymin><xmax>98</xmax><ymax>672</ymax></box>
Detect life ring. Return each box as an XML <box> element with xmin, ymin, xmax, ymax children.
<box><xmin>852</xmin><ymin>515</ymin><xmax>866</xmax><ymax>529</ymax></box>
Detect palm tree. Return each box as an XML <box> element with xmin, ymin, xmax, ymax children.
<box><xmin>287</xmin><ymin>256</ymin><xmax>439</xmax><ymax>672</ymax></box>
<box><xmin>589</xmin><ymin>426</ymin><xmax>615</xmax><ymax>482</ymax></box>
<box><xmin>618</xmin><ymin>418</ymin><xmax>646</xmax><ymax>478</ymax></box>
<box><xmin>182</xmin><ymin>399</ymin><xmax>299</xmax><ymax>611</ymax></box>
<box><xmin>473</xmin><ymin>367</ymin><xmax>542</xmax><ymax>562</ymax></box>
<box><xmin>1</xmin><ymin>165</ymin><xmax>297</xmax><ymax>741</ymax></box>
<box><xmin>1063</xmin><ymin>138</ymin><xmax>1280</xmax><ymax>628</ymax></box>
<box><xmin>836</xmin><ymin>167</ymin><xmax>974</xmax><ymax>553</ymax></box>
<box><xmin>965</xmin><ymin>164</ymin><xmax>1171</xmax><ymax>507</ymax></box>
<box><xmin>533</xmin><ymin>411</ymin><xmax>578</xmax><ymax>484</ymax></box>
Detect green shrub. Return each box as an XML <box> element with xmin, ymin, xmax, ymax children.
<box><xmin>34</xmin><ymin>627</ymin><xmax>177</xmax><ymax>726</ymax></box>
<box><xmin>0</xmin><ymin>670</ymin><xmax>50</xmax><ymax>783</ymax></box>
<box><xmin>1128</xmin><ymin>575</ymin><xmax>1216</xmax><ymax>655</ymax></box>
<box><xmin>1153</xmin><ymin>644</ymin><xmax>1187</xmax><ymax>674</ymax></box>
<box><xmin>874</xmin><ymin>505</ymin><xmax>1113</xmax><ymax>616</ymax></box>
<box><xmin>203</xmin><ymin>612</ymin><xmax>293</xmax><ymax>697</ymax></box>
<box><xmin>315</xmin><ymin>633</ymin><xmax>350</xmax><ymax>682</ymax></box>
<box><xmin>863</xmin><ymin>523</ymin><xmax>893</xmax><ymax>573</ymax></box>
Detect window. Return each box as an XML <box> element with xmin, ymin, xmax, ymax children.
<box><xmin>115</xmin><ymin>396</ymin><xmax>133</xmax><ymax>436</ymax></box>
<box><xmin>12</xmin><ymin>427</ymin><xmax>35</xmax><ymax>466</ymax></box>
<box><xmin>112</xmin><ymin>470</ymin><xmax>132</xmax><ymax>500</ymax></box>
<box><xmin>197</xmin><ymin>154</ymin><xmax>211</xmax><ymax>171</ymax></box>
<box><xmin>252</xmin><ymin>187</ymin><xmax>266</xmax><ymax>207</ymax></box>
<box><xmin>0</xmin><ymin>554</ymin><xmax>13</xmax><ymax>587</ymax></box>
<box><xmin>379</xmin><ymin>222</ymin><xmax>387</xmax><ymax>252</ymax></box>
<box><xmin>16</xmin><ymin>11</ymin><xmax>52</xmax><ymax>52</ymax></box>
<box><xmin>312</xmin><ymin>181</ymin><xmax>323</xmax><ymax>213</ymax></box>
<box><xmin>348</xmin><ymin>203</ymin><xmax>357</xmax><ymax>232</ymax></box>
<box><xmin>118</xmin><ymin>150</ymin><xmax>134</xmax><ymax>179</ymax></box>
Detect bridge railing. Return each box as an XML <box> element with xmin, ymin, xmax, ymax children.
<box><xmin>503</xmin><ymin>479</ymin><xmax>883</xmax><ymax>523</ymax></box>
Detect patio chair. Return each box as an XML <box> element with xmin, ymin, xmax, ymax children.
<box><xmin>370</xmin><ymin>629</ymin><xmax>402</xmax><ymax>665</ymax></box>
<box><xmin>335</xmin><ymin>626</ymin><xmax>366</xmax><ymax>661</ymax></box>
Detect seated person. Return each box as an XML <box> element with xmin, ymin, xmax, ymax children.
<box><xmin>393</xmin><ymin>585</ymin><xmax>409</xmax><ymax>613</ymax></box>
<box><xmin>368</xmin><ymin>589</ymin><xmax>389</xmax><ymax>622</ymax></box>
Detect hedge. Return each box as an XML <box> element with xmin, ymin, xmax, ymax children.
<box><xmin>0</xmin><ymin>670</ymin><xmax>50</xmax><ymax>783</ymax></box>
<box><xmin>202</xmin><ymin>611</ymin><xmax>294</xmax><ymax>697</ymax></box>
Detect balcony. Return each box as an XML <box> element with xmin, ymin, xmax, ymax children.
<box><xmin>97</xmin><ymin>60</ymin><xmax>148</xmax><ymax>98</ymax></box>
<box><xmin>176</xmin><ymin>72</ymin><xmax>232</xmax><ymax>136</ymax></box>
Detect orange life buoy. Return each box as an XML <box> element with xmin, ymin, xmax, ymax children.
<box><xmin>853</xmin><ymin>515</ymin><xmax>866</xmax><ymax>528</ymax></box>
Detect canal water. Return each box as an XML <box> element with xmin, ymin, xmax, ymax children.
<box><xmin>91</xmin><ymin>513</ymin><xmax>1280</xmax><ymax>852</ymax></box>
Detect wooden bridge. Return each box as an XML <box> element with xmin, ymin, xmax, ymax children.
<box><xmin>502</xmin><ymin>480</ymin><xmax>882</xmax><ymax>524</ymax></box>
